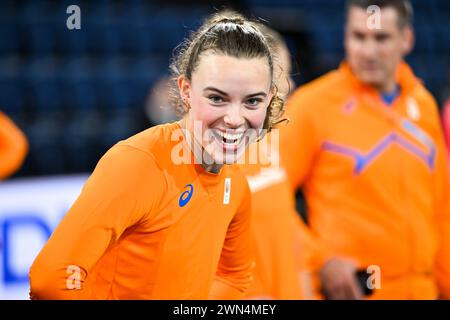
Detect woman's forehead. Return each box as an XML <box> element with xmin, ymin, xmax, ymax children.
<box><xmin>192</xmin><ymin>53</ymin><xmax>272</xmax><ymax>90</ymax></box>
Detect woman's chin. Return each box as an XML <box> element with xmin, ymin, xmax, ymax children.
<box><xmin>210</xmin><ymin>136</ymin><xmax>247</xmax><ymax>164</ymax></box>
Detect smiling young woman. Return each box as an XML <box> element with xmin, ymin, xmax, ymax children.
<box><xmin>29</xmin><ymin>11</ymin><xmax>285</xmax><ymax>300</ymax></box>
<box><xmin>170</xmin><ymin>12</ymin><xmax>285</xmax><ymax>172</ymax></box>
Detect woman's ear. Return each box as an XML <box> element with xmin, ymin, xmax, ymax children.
<box><xmin>268</xmin><ymin>85</ymin><xmax>277</xmax><ymax>108</ymax></box>
<box><xmin>178</xmin><ymin>75</ymin><xmax>191</xmax><ymax>101</ymax></box>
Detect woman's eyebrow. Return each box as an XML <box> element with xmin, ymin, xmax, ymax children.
<box><xmin>204</xmin><ymin>87</ymin><xmax>267</xmax><ymax>98</ymax></box>
<box><xmin>245</xmin><ymin>92</ymin><xmax>267</xmax><ymax>98</ymax></box>
<box><xmin>203</xmin><ymin>87</ymin><xmax>229</xmax><ymax>96</ymax></box>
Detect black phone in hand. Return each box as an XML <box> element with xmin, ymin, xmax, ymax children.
<box><xmin>355</xmin><ymin>269</ymin><xmax>374</xmax><ymax>296</ymax></box>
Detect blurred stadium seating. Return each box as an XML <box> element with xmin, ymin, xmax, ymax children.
<box><xmin>0</xmin><ymin>0</ymin><xmax>448</xmax><ymax>176</ymax></box>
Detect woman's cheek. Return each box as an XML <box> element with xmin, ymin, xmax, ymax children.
<box><xmin>247</xmin><ymin>106</ymin><xmax>269</xmax><ymax>130</ymax></box>
<box><xmin>191</xmin><ymin>99</ymin><xmax>214</xmax><ymax>122</ymax></box>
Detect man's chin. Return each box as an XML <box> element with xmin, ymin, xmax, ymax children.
<box><xmin>357</xmin><ymin>72</ymin><xmax>385</xmax><ymax>88</ymax></box>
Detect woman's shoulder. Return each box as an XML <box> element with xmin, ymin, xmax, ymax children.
<box><xmin>96</xmin><ymin>122</ymin><xmax>181</xmax><ymax>175</ymax></box>
<box><xmin>118</xmin><ymin>122</ymin><xmax>181</xmax><ymax>160</ymax></box>
<box><xmin>120</xmin><ymin>122</ymin><xmax>181</xmax><ymax>151</ymax></box>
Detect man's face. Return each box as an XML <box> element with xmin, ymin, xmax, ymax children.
<box><xmin>345</xmin><ymin>6</ymin><xmax>413</xmax><ymax>91</ymax></box>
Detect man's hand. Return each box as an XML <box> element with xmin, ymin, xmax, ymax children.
<box><xmin>319</xmin><ymin>257</ymin><xmax>364</xmax><ymax>300</ymax></box>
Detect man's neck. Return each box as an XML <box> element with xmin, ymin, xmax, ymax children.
<box><xmin>375</xmin><ymin>77</ymin><xmax>397</xmax><ymax>94</ymax></box>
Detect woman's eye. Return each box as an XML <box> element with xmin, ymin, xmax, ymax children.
<box><xmin>246</xmin><ymin>98</ymin><xmax>262</xmax><ymax>107</ymax></box>
<box><xmin>209</xmin><ymin>95</ymin><xmax>224</xmax><ymax>104</ymax></box>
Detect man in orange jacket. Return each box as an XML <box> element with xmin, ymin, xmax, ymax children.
<box><xmin>0</xmin><ymin>111</ymin><xmax>28</xmax><ymax>180</ymax></box>
<box><xmin>281</xmin><ymin>0</ymin><xmax>450</xmax><ymax>299</ymax></box>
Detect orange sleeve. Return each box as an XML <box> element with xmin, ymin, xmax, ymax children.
<box><xmin>428</xmin><ymin>99</ymin><xmax>450</xmax><ymax>299</ymax></box>
<box><xmin>294</xmin><ymin>215</ymin><xmax>334</xmax><ymax>300</ymax></box>
<box><xmin>295</xmin><ymin>216</ymin><xmax>333</xmax><ymax>273</ymax></box>
<box><xmin>29</xmin><ymin>145</ymin><xmax>165</xmax><ymax>299</ymax></box>
<box><xmin>279</xmin><ymin>90</ymin><xmax>321</xmax><ymax>190</ymax></box>
<box><xmin>0</xmin><ymin>111</ymin><xmax>28</xmax><ymax>180</ymax></box>
<box><xmin>209</xmin><ymin>177</ymin><xmax>255</xmax><ymax>300</ymax></box>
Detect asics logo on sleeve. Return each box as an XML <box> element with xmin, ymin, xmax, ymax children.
<box><xmin>179</xmin><ymin>184</ymin><xmax>194</xmax><ymax>207</ymax></box>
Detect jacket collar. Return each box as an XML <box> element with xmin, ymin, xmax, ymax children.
<box><xmin>338</xmin><ymin>60</ymin><xmax>420</xmax><ymax>95</ymax></box>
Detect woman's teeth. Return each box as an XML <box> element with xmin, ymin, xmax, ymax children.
<box><xmin>216</xmin><ymin>131</ymin><xmax>243</xmax><ymax>144</ymax></box>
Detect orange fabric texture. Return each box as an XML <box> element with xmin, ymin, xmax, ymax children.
<box><xmin>0</xmin><ymin>111</ymin><xmax>28</xmax><ymax>180</ymax></box>
<box><xmin>280</xmin><ymin>62</ymin><xmax>450</xmax><ymax>299</ymax></box>
<box><xmin>29</xmin><ymin>122</ymin><xmax>254</xmax><ymax>299</ymax></box>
